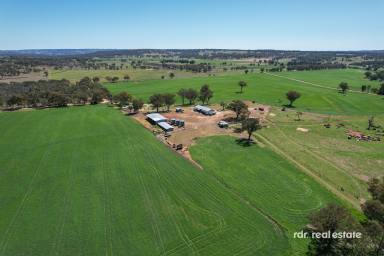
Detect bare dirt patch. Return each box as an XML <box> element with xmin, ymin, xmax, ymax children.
<box><xmin>296</xmin><ymin>127</ymin><xmax>309</xmax><ymax>133</ymax></box>
<box><xmin>132</xmin><ymin>103</ymin><xmax>269</xmax><ymax>165</ymax></box>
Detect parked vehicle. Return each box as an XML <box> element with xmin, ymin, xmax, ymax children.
<box><xmin>218</xmin><ymin>120</ymin><xmax>229</xmax><ymax>128</ymax></box>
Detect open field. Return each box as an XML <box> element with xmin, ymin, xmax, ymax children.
<box><xmin>258</xmin><ymin>108</ymin><xmax>384</xmax><ymax>204</ymax></box>
<box><xmin>105</xmin><ymin>69</ymin><xmax>384</xmax><ymax>115</ymax></box>
<box><xmin>0</xmin><ymin>105</ymin><xmax>345</xmax><ymax>255</ymax></box>
<box><xmin>278</xmin><ymin>69</ymin><xmax>382</xmax><ymax>90</ymax></box>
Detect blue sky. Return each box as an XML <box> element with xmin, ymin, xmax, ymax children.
<box><xmin>1</xmin><ymin>0</ymin><xmax>383</xmax><ymax>50</ymax></box>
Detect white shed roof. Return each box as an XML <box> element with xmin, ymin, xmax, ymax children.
<box><xmin>195</xmin><ymin>105</ymin><xmax>213</xmax><ymax>112</ymax></box>
<box><xmin>146</xmin><ymin>113</ymin><xmax>167</xmax><ymax>122</ymax></box>
<box><xmin>158</xmin><ymin>121</ymin><xmax>174</xmax><ymax>131</ymax></box>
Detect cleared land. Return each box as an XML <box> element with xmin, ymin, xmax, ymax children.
<box><xmin>0</xmin><ymin>106</ymin><xmax>343</xmax><ymax>255</ymax></box>
<box><xmin>105</xmin><ymin>69</ymin><xmax>384</xmax><ymax>115</ymax></box>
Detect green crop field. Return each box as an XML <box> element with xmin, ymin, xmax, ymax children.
<box><xmin>279</xmin><ymin>69</ymin><xmax>381</xmax><ymax>90</ymax></box>
<box><xmin>189</xmin><ymin>136</ymin><xmax>345</xmax><ymax>255</ymax></box>
<box><xmin>0</xmin><ymin>106</ymin><xmax>344</xmax><ymax>255</ymax></box>
<box><xmin>105</xmin><ymin>69</ymin><xmax>384</xmax><ymax>115</ymax></box>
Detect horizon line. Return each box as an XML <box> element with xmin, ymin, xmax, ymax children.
<box><xmin>1</xmin><ymin>48</ymin><xmax>384</xmax><ymax>52</ymax></box>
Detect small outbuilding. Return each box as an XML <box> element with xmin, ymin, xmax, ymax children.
<box><xmin>194</xmin><ymin>105</ymin><xmax>216</xmax><ymax>116</ymax></box>
<box><xmin>146</xmin><ymin>113</ymin><xmax>167</xmax><ymax>124</ymax></box>
<box><xmin>158</xmin><ymin>122</ymin><xmax>174</xmax><ymax>132</ymax></box>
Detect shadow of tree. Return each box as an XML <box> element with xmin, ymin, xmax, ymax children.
<box><xmin>235</xmin><ymin>138</ymin><xmax>254</xmax><ymax>147</ymax></box>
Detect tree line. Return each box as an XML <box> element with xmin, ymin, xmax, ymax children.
<box><xmin>0</xmin><ymin>77</ymin><xmax>110</xmax><ymax>109</ymax></box>
<box><xmin>339</xmin><ymin>81</ymin><xmax>384</xmax><ymax>95</ymax></box>
<box><xmin>365</xmin><ymin>70</ymin><xmax>384</xmax><ymax>82</ymax></box>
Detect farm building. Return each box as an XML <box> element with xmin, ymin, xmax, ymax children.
<box><xmin>146</xmin><ymin>113</ymin><xmax>167</xmax><ymax>124</ymax></box>
<box><xmin>193</xmin><ymin>105</ymin><xmax>216</xmax><ymax>115</ymax></box>
<box><xmin>158</xmin><ymin>122</ymin><xmax>174</xmax><ymax>132</ymax></box>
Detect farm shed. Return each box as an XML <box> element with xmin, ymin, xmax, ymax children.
<box><xmin>158</xmin><ymin>122</ymin><xmax>174</xmax><ymax>132</ymax></box>
<box><xmin>146</xmin><ymin>113</ymin><xmax>167</xmax><ymax>124</ymax></box>
<box><xmin>194</xmin><ymin>105</ymin><xmax>216</xmax><ymax>115</ymax></box>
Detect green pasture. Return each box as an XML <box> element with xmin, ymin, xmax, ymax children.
<box><xmin>259</xmin><ymin>109</ymin><xmax>384</xmax><ymax>204</ymax></box>
<box><xmin>105</xmin><ymin>70</ymin><xmax>383</xmax><ymax>115</ymax></box>
<box><xmin>0</xmin><ymin>106</ymin><xmax>343</xmax><ymax>255</ymax></box>
<box><xmin>279</xmin><ymin>68</ymin><xmax>381</xmax><ymax>90</ymax></box>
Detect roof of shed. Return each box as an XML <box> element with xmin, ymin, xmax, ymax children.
<box><xmin>146</xmin><ymin>113</ymin><xmax>167</xmax><ymax>122</ymax></box>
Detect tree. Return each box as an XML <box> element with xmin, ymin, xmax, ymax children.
<box><xmin>362</xmin><ymin>220</ymin><xmax>384</xmax><ymax>256</ymax></box>
<box><xmin>367</xmin><ymin>177</ymin><xmax>384</xmax><ymax>202</ymax></box>
<box><xmin>92</xmin><ymin>77</ymin><xmax>100</xmax><ymax>83</ymax></box>
<box><xmin>220</xmin><ymin>101</ymin><xmax>227</xmax><ymax>111</ymax></box>
<box><xmin>286</xmin><ymin>91</ymin><xmax>301</xmax><ymax>107</ymax></box>
<box><xmin>378</xmin><ymin>83</ymin><xmax>384</xmax><ymax>95</ymax></box>
<box><xmin>7</xmin><ymin>95</ymin><xmax>24</xmax><ymax>107</ymax></box>
<box><xmin>296</xmin><ymin>111</ymin><xmax>303</xmax><ymax>121</ymax></box>
<box><xmin>306</xmin><ymin>203</ymin><xmax>362</xmax><ymax>256</ymax></box>
<box><xmin>132</xmin><ymin>98</ymin><xmax>144</xmax><ymax>113</ymax></box>
<box><xmin>368</xmin><ymin>116</ymin><xmax>375</xmax><ymax>130</ymax></box>
<box><xmin>90</xmin><ymin>87</ymin><xmax>108</xmax><ymax>105</ymax></box>
<box><xmin>113</xmin><ymin>91</ymin><xmax>132</xmax><ymax>107</ymax></box>
<box><xmin>238</xmin><ymin>80</ymin><xmax>247</xmax><ymax>93</ymax></box>
<box><xmin>361</xmin><ymin>85</ymin><xmax>367</xmax><ymax>92</ymax></box>
<box><xmin>339</xmin><ymin>82</ymin><xmax>349</xmax><ymax>94</ymax></box>
<box><xmin>365</xmin><ymin>71</ymin><xmax>372</xmax><ymax>79</ymax></box>
<box><xmin>123</xmin><ymin>75</ymin><xmax>130</xmax><ymax>81</ymax></box>
<box><xmin>149</xmin><ymin>93</ymin><xmax>164</xmax><ymax>112</ymax></box>
<box><xmin>244</xmin><ymin>69</ymin><xmax>249</xmax><ymax>74</ymax></box>
<box><xmin>163</xmin><ymin>93</ymin><xmax>176</xmax><ymax>111</ymax></box>
<box><xmin>111</xmin><ymin>76</ymin><xmax>119</xmax><ymax>83</ymax></box>
<box><xmin>169</xmin><ymin>72</ymin><xmax>175</xmax><ymax>79</ymax></box>
<box><xmin>363</xmin><ymin>200</ymin><xmax>384</xmax><ymax>224</ymax></box>
<box><xmin>239</xmin><ymin>107</ymin><xmax>250</xmax><ymax>121</ymax></box>
<box><xmin>105</xmin><ymin>76</ymin><xmax>113</xmax><ymax>82</ymax></box>
<box><xmin>161</xmin><ymin>75</ymin><xmax>165</xmax><ymax>79</ymax></box>
<box><xmin>177</xmin><ymin>88</ymin><xmax>187</xmax><ymax>105</ymax></box>
<box><xmin>74</xmin><ymin>91</ymin><xmax>88</xmax><ymax>105</ymax></box>
<box><xmin>228</xmin><ymin>100</ymin><xmax>248</xmax><ymax>120</ymax></box>
<box><xmin>44</xmin><ymin>71</ymin><xmax>49</xmax><ymax>77</ymax></box>
<box><xmin>199</xmin><ymin>84</ymin><xmax>213</xmax><ymax>104</ymax></box>
<box><xmin>242</xmin><ymin>118</ymin><xmax>261</xmax><ymax>141</ymax></box>
<box><xmin>79</xmin><ymin>76</ymin><xmax>92</xmax><ymax>86</ymax></box>
<box><xmin>185</xmin><ymin>88</ymin><xmax>198</xmax><ymax>105</ymax></box>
